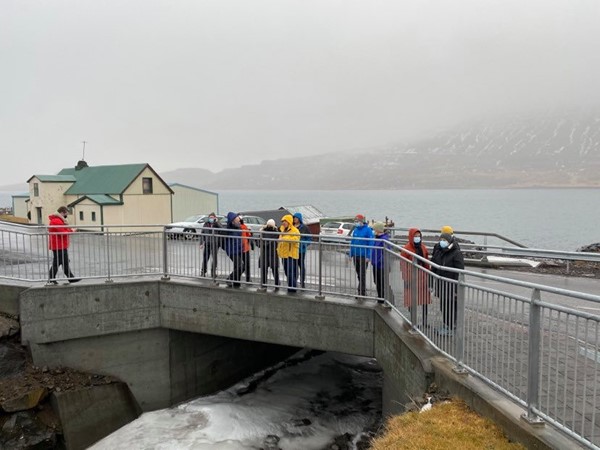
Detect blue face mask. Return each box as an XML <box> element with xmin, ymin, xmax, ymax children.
<box><xmin>354</xmin><ymin>221</ymin><xmax>362</xmax><ymax>226</ymax></box>
<box><xmin>208</xmin><ymin>218</ymin><xmax>215</xmax><ymax>223</ymax></box>
<box><xmin>413</xmin><ymin>237</ymin><xmax>421</xmax><ymax>244</ymax></box>
<box><xmin>439</xmin><ymin>240</ymin><xmax>449</xmax><ymax>249</ymax></box>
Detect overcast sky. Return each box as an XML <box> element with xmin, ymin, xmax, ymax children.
<box><xmin>1</xmin><ymin>0</ymin><xmax>599</xmax><ymax>185</ymax></box>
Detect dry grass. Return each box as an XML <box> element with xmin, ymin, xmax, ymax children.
<box><xmin>370</xmin><ymin>400</ymin><xmax>525</xmax><ymax>450</ymax></box>
<box><xmin>0</xmin><ymin>214</ymin><xmax>29</xmax><ymax>224</ymax></box>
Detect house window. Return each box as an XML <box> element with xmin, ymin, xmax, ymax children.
<box><xmin>33</xmin><ymin>183</ymin><xmax>39</xmax><ymax>197</ymax></box>
<box><xmin>91</xmin><ymin>211</ymin><xmax>96</xmax><ymax>222</ymax></box>
<box><xmin>142</xmin><ymin>177</ymin><xmax>153</xmax><ymax>194</ymax></box>
<box><xmin>79</xmin><ymin>211</ymin><xmax>84</xmax><ymax>221</ymax></box>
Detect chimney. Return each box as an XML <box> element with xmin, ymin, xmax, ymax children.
<box><xmin>75</xmin><ymin>160</ymin><xmax>88</xmax><ymax>170</ymax></box>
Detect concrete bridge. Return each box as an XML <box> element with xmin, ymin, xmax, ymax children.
<box><xmin>2</xmin><ymin>278</ymin><xmax>580</xmax><ymax>450</ymax></box>
<box><xmin>2</xmin><ymin>222</ymin><xmax>598</xmax><ymax>449</ymax></box>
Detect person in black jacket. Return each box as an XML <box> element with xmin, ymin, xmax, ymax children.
<box><xmin>431</xmin><ymin>232</ymin><xmax>465</xmax><ymax>336</ymax></box>
<box><xmin>200</xmin><ymin>212</ymin><xmax>222</xmax><ymax>278</ymax></box>
<box><xmin>259</xmin><ymin>219</ymin><xmax>280</xmax><ymax>290</ymax></box>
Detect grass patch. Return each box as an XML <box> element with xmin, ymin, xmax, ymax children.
<box><xmin>370</xmin><ymin>399</ymin><xmax>525</xmax><ymax>450</ymax></box>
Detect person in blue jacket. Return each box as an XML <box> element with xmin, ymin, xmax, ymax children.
<box><xmin>349</xmin><ymin>214</ymin><xmax>374</xmax><ymax>297</ymax></box>
<box><xmin>293</xmin><ymin>212</ymin><xmax>312</xmax><ymax>288</ymax></box>
<box><xmin>371</xmin><ymin>222</ymin><xmax>390</xmax><ymax>304</ymax></box>
<box><xmin>224</xmin><ymin>212</ymin><xmax>244</xmax><ymax>287</ymax></box>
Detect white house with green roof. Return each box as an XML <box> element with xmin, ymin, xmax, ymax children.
<box><xmin>27</xmin><ymin>162</ymin><xmax>174</xmax><ymax>228</ymax></box>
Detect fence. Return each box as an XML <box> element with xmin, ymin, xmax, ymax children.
<box><xmin>1</xmin><ymin>222</ymin><xmax>599</xmax><ymax>449</ymax></box>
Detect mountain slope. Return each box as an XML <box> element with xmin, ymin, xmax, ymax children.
<box><xmin>162</xmin><ymin>110</ymin><xmax>600</xmax><ymax>189</ymax></box>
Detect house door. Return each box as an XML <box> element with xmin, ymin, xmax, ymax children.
<box><xmin>36</xmin><ymin>207</ymin><xmax>43</xmax><ymax>225</ymax></box>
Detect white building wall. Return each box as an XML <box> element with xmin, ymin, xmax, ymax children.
<box><xmin>12</xmin><ymin>197</ymin><xmax>29</xmax><ymax>219</ymax></box>
<box><xmin>171</xmin><ymin>184</ymin><xmax>218</xmax><ymax>222</ymax></box>
<box><xmin>27</xmin><ymin>178</ymin><xmax>75</xmax><ymax>224</ymax></box>
<box><xmin>70</xmin><ymin>199</ymin><xmax>102</xmax><ymax>229</ymax></box>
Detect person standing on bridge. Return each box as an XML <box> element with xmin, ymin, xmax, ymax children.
<box><xmin>48</xmin><ymin>206</ymin><xmax>80</xmax><ymax>284</ymax></box>
<box><xmin>431</xmin><ymin>232</ymin><xmax>464</xmax><ymax>336</ymax></box>
<box><xmin>349</xmin><ymin>214</ymin><xmax>374</xmax><ymax>298</ymax></box>
<box><xmin>259</xmin><ymin>219</ymin><xmax>280</xmax><ymax>290</ymax></box>
<box><xmin>293</xmin><ymin>213</ymin><xmax>311</xmax><ymax>289</ymax></box>
<box><xmin>401</xmin><ymin>228</ymin><xmax>431</xmax><ymax>326</ymax></box>
<box><xmin>371</xmin><ymin>222</ymin><xmax>391</xmax><ymax>303</ymax></box>
<box><xmin>239</xmin><ymin>217</ymin><xmax>254</xmax><ymax>283</ymax></box>
<box><xmin>224</xmin><ymin>212</ymin><xmax>244</xmax><ymax>288</ymax></box>
<box><xmin>200</xmin><ymin>212</ymin><xmax>222</xmax><ymax>278</ymax></box>
<box><xmin>277</xmin><ymin>214</ymin><xmax>300</xmax><ymax>293</ymax></box>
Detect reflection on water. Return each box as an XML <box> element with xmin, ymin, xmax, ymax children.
<box><xmin>92</xmin><ymin>351</ymin><xmax>382</xmax><ymax>450</ymax></box>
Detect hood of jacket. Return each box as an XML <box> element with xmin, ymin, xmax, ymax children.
<box><xmin>48</xmin><ymin>213</ymin><xmax>67</xmax><ymax>225</ymax></box>
<box><xmin>293</xmin><ymin>212</ymin><xmax>303</xmax><ymax>224</ymax></box>
<box><xmin>226</xmin><ymin>212</ymin><xmax>239</xmax><ymax>226</ymax></box>
<box><xmin>408</xmin><ymin>228</ymin><xmax>421</xmax><ymax>244</ymax></box>
<box><xmin>281</xmin><ymin>214</ymin><xmax>294</xmax><ymax>230</ymax></box>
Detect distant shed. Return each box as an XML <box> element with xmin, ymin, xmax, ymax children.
<box><xmin>282</xmin><ymin>205</ymin><xmax>326</xmax><ymax>234</ymax></box>
<box><xmin>240</xmin><ymin>205</ymin><xmax>325</xmax><ymax>234</ymax></box>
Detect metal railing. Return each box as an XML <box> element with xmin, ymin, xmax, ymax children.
<box><xmin>1</xmin><ymin>222</ymin><xmax>599</xmax><ymax>448</ymax></box>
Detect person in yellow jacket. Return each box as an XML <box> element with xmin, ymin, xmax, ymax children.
<box><xmin>277</xmin><ymin>214</ymin><xmax>300</xmax><ymax>293</ymax></box>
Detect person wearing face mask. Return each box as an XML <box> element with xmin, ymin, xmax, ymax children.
<box><xmin>430</xmin><ymin>232</ymin><xmax>464</xmax><ymax>336</ymax></box>
<box><xmin>48</xmin><ymin>206</ymin><xmax>80</xmax><ymax>284</ymax></box>
<box><xmin>401</xmin><ymin>228</ymin><xmax>431</xmax><ymax>326</ymax></box>
<box><xmin>277</xmin><ymin>215</ymin><xmax>300</xmax><ymax>293</ymax></box>
<box><xmin>349</xmin><ymin>214</ymin><xmax>374</xmax><ymax>298</ymax></box>
<box><xmin>201</xmin><ymin>212</ymin><xmax>222</xmax><ymax>278</ymax></box>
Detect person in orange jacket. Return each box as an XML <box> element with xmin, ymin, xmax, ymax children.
<box><xmin>48</xmin><ymin>206</ymin><xmax>80</xmax><ymax>284</ymax></box>
<box><xmin>240</xmin><ymin>217</ymin><xmax>254</xmax><ymax>283</ymax></box>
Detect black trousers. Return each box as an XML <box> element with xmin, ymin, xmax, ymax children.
<box><xmin>201</xmin><ymin>244</ymin><xmax>218</xmax><ymax>277</ymax></box>
<box><xmin>241</xmin><ymin>251</ymin><xmax>251</xmax><ymax>282</ymax></box>
<box><xmin>260</xmin><ymin>254</ymin><xmax>280</xmax><ymax>287</ymax></box>
<box><xmin>439</xmin><ymin>279</ymin><xmax>458</xmax><ymax>327</ymax></box>
<box><xmin>372</xmin><ymin>265</ymin><xmax>385</xmax><ymax>299</ymax></box>
<box><xmin>353</xmin><ymin>256</ymin><xmax>368</xmax><ymax>296</ymax></box>
<box><xmin>49</xmin><ymin>249</ymin><xmax>75</xmax><ymax>280</ymax></box>
<box><xmin>297</xmin><ymin>252</ymin><xmax>307</xmax><ymax>287</ymax></box>
<box><xmin>227</xmin><ymin>253</ymin><xmax>244</xmax><ymax>287</ymax></box>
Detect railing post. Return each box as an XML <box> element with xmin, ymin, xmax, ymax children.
<box><xmin>410</xmin><ymin>258</ymin><xmax>418</xmax><ymax>326</ymax></box>
<box><xmin>105</xmin><ymin>230</ymin><xmax>113</xmax><ymax>283</ymax></box>
<box><xmin>316</xmin><ymin>237</ymin><xmax>324</xmax><ymax>300</ymax></box>
<box><xmin>383</xmin><ymin>246</ymin><xmax>391</xmax><ymax>305</ymax></box>
<box><xmin>161</xmin><ymin>227</ymin><xmax>170</xmax><ymax>281</ymax></box>
<box><xmin>453</xmin><ymin>273</ymin><xmax>467</xmax><ymax>374</ymax></box>
<box><xmin>258</xmin><ymin>232</ymin><xmax>266</xmax><ymax>292</ymax></box>
<box><xmin>521</xmin><ymin>288</ymin><xmax>545</xmax><ymax>425</ymax></box>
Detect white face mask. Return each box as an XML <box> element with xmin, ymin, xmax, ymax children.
<box><xmin>413</xmin><ymin>236</ymin><xmax>421</xmax><ymax>244</ymax></box>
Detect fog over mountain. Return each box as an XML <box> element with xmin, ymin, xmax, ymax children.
<box><xmin>163</xmin><ymin>109</ymin><xmax>600</xmax><ymax>190</ymax></box>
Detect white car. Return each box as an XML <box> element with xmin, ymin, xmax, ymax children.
<box><xmin>319</xmin><ymin>221</ymin><xmax>355</xmax><ymax>242</ymax></box>
<box><xmin>240</xmin><ymin>215</ymin><xmax>267</xmax><ymax>232</ymax></box>
<box><xmin>165</xmin><ymin>214</ymin><xmax>225</xmax><ymax>239</ymax></box>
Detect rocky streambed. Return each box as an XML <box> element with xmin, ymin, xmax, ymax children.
<box><xmin>0</xmin><ymin>313</ymin><xmax>117</xmax><ymax>449</ymax></box>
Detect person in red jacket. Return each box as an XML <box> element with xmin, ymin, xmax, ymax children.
<box><xmin>48</xmin><ymin>206</ymin><xmax>80</xmax><ymax>284</ymax></box>
<box><xmin>401</xmin><ymin>228</ymin><xmax>431</xmax><ymax>327</ymax></box>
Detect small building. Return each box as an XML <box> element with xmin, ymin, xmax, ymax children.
<box><xmin>239</xmin><ymin>205</ymin><xmax>325</xmax><ymax>234</ymax></box>
<box><xmin>11</xmin><ymin>193</ymin><xmax>29</xmax><ymax>220</ymax></box>
<box><xmin>27</xmin><ymin>162</ymin><xmax>173</xmax><ymax>229</ymax></box>
<box><xmin>169</xmin><ymin>183</ymin><xmax>219</xmax><ymax>222</ymax></box>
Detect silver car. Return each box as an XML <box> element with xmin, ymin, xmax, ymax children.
<box><xmin>165</xmin><ymin>214</ymin><xmax>225</xmax><ymax>240</ymax></box>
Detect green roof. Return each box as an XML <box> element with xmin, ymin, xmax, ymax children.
<box><xmin>69</xmin><ymin>194</ymin><xmax>123</xmax><ymax>206</ymax></box>
<box><xmin>60</xmin><ymin>164</ymin><xmax>148</xmax><ymax>195</ymax></box>
<box><xmin>31</xmin><ymin>175</ymin><xmax>76</xmax><ymax>183</ymax></box>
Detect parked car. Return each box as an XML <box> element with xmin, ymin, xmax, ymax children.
<box><xmin>165</xmin><ymin>214</ymin><xmax>226</xmax><ymax>239</ymax></box>
<box><xmin>319</xmin><ymin>221</ymin><xmax>355</xmax><ymax>242</ymax></box>
<box><xmin>240</xmin><ymin>215</ymin><xmax>267</xmax><ymax>232</ymax></box>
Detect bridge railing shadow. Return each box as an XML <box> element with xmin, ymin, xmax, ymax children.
<box><xmin>1</xmin><ymin>222</ymin><xmax>599</xmax><ymax>448</ymax></box>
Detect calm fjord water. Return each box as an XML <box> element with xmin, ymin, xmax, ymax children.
<box><xmin>219</xmin><ymin>189</ymin><xmax>600</xmax><ymax>251</ymax></box>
